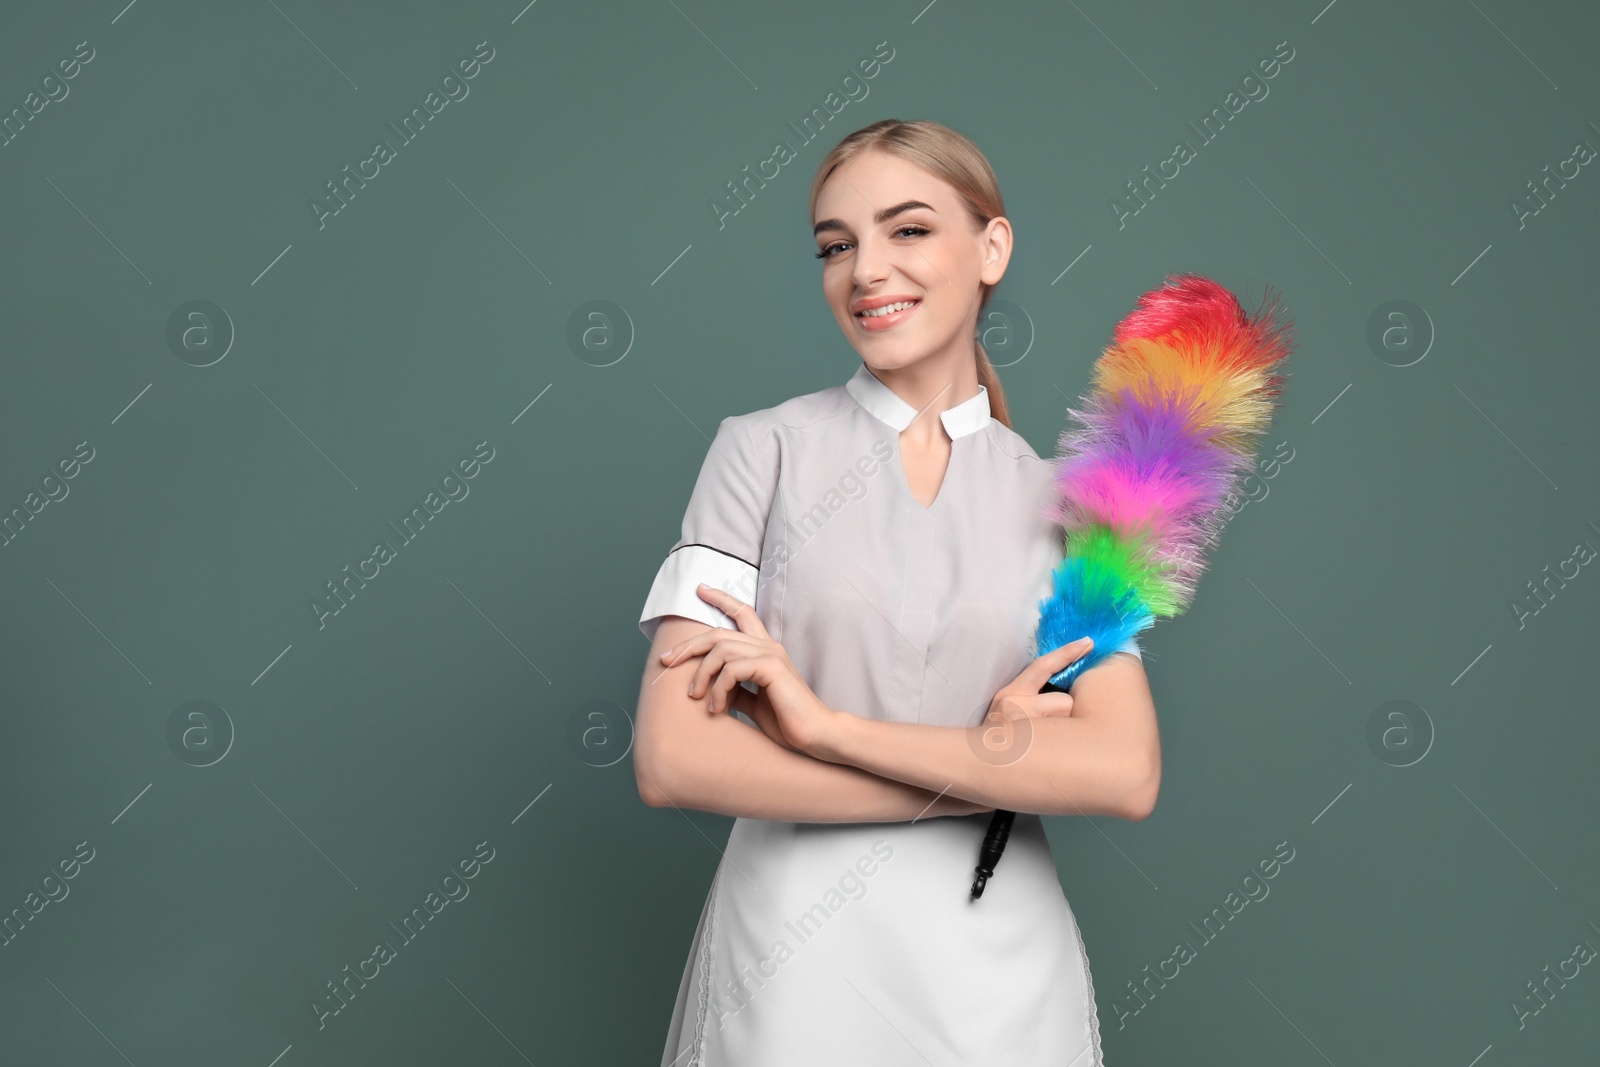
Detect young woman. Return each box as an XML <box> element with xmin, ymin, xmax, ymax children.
<box><xmin>634</xmin><ymin>118</ymin><xmax>1161</xmax><ymax>1066</ymax></box>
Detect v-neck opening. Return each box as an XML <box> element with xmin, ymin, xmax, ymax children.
<box><xmin>840</xmin><ymin>365</ymin><xmax>990</xmax><ymax>511</ymax></box>
<box><xmin>893</xmin><ymin>433</ymin><xmax>958</xmax><ymax>511</ymax></box>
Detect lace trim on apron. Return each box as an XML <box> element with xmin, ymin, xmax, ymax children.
<box><xmin>1066</xmin><ymin>899</ymin><xmax>1104</xmax><ymax>1066</ymax></box>
<box><xmin>688</xmin><ymin>861</ymin><xmax>724</xmax><ymax>1065</ymax></box>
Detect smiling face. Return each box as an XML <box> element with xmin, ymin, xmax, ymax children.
<box><xmin>812</xmin><ymin>150</ymin><xmax>1011</xmax><ymax>377</ymax></box>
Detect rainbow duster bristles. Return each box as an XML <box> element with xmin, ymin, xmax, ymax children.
<box><xmin>1035</xmin><ymin>274</ymin><xmax>1293</xmax><ymax>689</ymax></box>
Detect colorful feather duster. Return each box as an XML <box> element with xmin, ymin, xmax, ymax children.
<box><xmin>971</xmin><ymin>274</ymin><xmax>1293</xmax><ymax>899</ymax></box>
<box><xmin>1033</xmin><ymin>273</ymin><xmax>1294</xmax><ymax>690</ymax></box>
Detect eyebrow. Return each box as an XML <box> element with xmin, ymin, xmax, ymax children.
<box><xmin>813</xmin><ymin>199</ymin><xmax>937</xmax><ymax>238</ymax></box>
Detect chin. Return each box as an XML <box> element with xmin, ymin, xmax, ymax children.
<box><xmin>858</xmin><ymin>332</ymin><xmax>952</xmax><ymax>370</ymax></box>
<box><xmin>856</xmin><ymin>349</ymin><xmax>918</xmax><ymax>373</ymax></box>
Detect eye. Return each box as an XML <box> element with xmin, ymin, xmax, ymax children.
<box><xmin>815</xmin><ymin>226</ymin><xmax>928</xmax><ymax>261</ymax></box>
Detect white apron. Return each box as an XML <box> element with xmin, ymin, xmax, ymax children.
<box><xmin>659</xmin><ymin>812</ymin><xmax>1103</xmax><ymax>1066</ymax></box>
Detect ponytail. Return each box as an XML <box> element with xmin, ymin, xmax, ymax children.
<box><xmin>975</xmin><ymin>342</ymin><xmax>1011</xmax><ymax>429</ymax></box>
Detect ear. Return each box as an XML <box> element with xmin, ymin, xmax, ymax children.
<box><xmin>979</xmin><ymin>216</ymin><xmax>1013</xmax><ymax>285</ymax></box>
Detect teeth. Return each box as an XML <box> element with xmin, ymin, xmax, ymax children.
<box><xmin>860</xmin><ymin>300</ymin><xmax>917</xmax><ymax>318</ymax></box>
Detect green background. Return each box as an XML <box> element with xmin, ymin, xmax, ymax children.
<box><xmin>1</xmin><ymin>0</ymin><xmax>1596</xmax><ymax>1063</ymax></box>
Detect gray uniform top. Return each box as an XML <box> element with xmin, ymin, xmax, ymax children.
<box><xmin>640</xmin><ymin>361</ymin><xmax>1139</xmax><ymax>730</ymax></box>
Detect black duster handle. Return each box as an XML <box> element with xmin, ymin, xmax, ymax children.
<box><xmin>969</xmin><ymin>809</ymin><xmax>1015</xmax><ymax>899</ymax></box>
<box><xmin>970</xmin><ymin>677</ymin><xmax>1071</xmax><ymax>900</ymax></box>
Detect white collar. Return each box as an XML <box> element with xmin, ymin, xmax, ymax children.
<box><xmin>844</xmin><ymin>363</ymin><xmax>991</xmax><ymax>440</ymax></box>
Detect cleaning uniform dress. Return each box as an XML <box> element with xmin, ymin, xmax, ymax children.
<box><xmin>639</xmin><ymin>362</ymin><xmax>1141</xmax><ymax>1067</ymax></box>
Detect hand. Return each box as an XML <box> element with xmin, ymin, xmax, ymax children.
<box><xmin>659</xmin><ymin>584</ymin><xmax>839</xmax><ymax>755</ymax></box>
<box><xmin>983</xmin><ymin>637</ymin><xmax>1095</xmax><ymax>726</ymax></box>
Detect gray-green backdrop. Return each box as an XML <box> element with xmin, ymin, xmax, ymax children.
<box><xmin>1</xmin><ymin>0</ymin><xmax>1595</xmax><ymax>1063</ymax></box>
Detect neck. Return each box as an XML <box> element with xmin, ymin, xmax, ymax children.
<box><xmin>865</xmin><ymin>349</ymin><xmax>981</xmax><ymax>437</ymax></box>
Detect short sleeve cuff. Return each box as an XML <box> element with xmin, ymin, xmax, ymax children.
<box><xmin>639</xmin><ymin>545</ymin><xmax>760</xmax><ymax>643</ymax></box>
<box><xmin>1116</xmin><ymin>635</ymin><xmax>1143</xmax><ymax>661</ymax></box>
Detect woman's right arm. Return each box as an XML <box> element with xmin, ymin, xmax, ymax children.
<box><xmin>635</xmin><ymin>615</ymin><xmax>985</xmax><ymax>823</ymax></box>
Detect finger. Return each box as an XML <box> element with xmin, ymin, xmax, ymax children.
<box><xmin>689</xmin><ymin>641</ymin><xmax>741</xmax><ymax>702</ymax></box>
<box><xmin>707</xmin><ymin>655</ymin><xmax>771</xmax><ymax>716</ymax></box>
<box><xmin>1032</xmin><ymin>692</ymin><xmax>1074</xmax><ymax>717</ymax></box>
<box><xmin>1017</xmin><ymin>636</ymin><xmax>1094</xmax><ymax>691</ymax></box>
<box><xmin>676</xmin><ymin>634</ymin><xmax>759</xmax><ymax>697</ymax></box>
<box><xmin>993</xmin><ymin>692</ymin><xmax>1072</xmax><ymax>719</ymax></box>
<box><xmin>697</xmin><ymin>584</ymin><xmax>772</xmax><ymax>640</ymax></box>
<box><xmin>988</xmin><ymin>694</ymin><xmax>1031</xmax><ymax>722</ymax></box>
<box><xmin>661</xmin><ymin>627</ymin><xmax>753</xmax><ymax>667</ymax></box>
<box><xmin>707</xmin><ymin>657</ymin><xmax>754</xmax><ymax>716</ymax></box>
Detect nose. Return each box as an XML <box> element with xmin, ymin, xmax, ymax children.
<box><xmin>850</xmin><ymin>231</ymin><xmax>892</xmax><ymax>291</ymax></box>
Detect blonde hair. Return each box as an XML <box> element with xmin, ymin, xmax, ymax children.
<box><xmin>809</xmin><ymin>118</ymin><xmax>1013</xmax><ymax>429</ymax></box>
